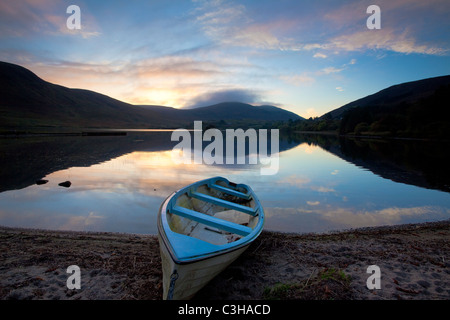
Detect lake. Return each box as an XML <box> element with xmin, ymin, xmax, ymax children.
<box><xmin>0</xmin><ymin>131</ymin><xmax>449</xmax><ymax>234</ymax></box>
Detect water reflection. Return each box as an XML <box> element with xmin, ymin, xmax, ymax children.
<box><xmin>0</xmin><ymin>132</ymin><xmax>449</xmax><ymax>234</ymax></box>
<box><xmin>297</xmin><ymin>133</ymin><xmax>450</xmax><ymax>193</ymax></box>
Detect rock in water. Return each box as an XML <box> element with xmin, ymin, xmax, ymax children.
<box><xmin>36</xmin><ymin>179</ymin><xmax>49</xmax><ymax>185</ymax></box>
<box><xmin>58</xmin><ymin>181</ymin><xmax>72</xmax><ymax>188</ymax></box>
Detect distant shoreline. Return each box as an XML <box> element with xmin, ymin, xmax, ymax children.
<box><xmin>3</xmin><ymin>128</ymin><xmax>449</xmax><ymax>142</ymax></box>
<box><xmin>292</xmin><ymin>130</ymin><xmax>450</xmax><ymax>142</ymax></box>
<box><xmin>1</xmin><ymin>219</ymin><xmax>448</xmax><ymax>300</ymax></box>
<box><xmin>0</xmin><ymin>129</ymin><xmax>177</xmax><ymax>137</ymax></box>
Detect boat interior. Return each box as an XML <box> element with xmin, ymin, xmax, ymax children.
<box><xmin>166</xmin><ymin>179</ymin><xmax>260</xmax><ymax>245</ymax></box>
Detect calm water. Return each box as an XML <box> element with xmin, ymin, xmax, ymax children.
<box><xmin>0</xmin><ymin>131</ymin><xmax>449</xmax><ymax>234</ymax></box>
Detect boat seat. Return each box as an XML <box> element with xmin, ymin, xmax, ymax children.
<box><xmin>189</xmin><ymin>191</ymin><xmax>257</xmax><ymax>216</ymax></box>
<box><xmin>171</xmin><ymin>205</ymin><xmax>252</xmax><ymax>236</ymax></box>
<box><xmin>208</xmin><ymin>182</ymin><xmax>251</xmax><ymax>200</ymax></box>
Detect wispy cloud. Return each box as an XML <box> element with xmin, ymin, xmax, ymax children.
<box><xmin>133</xmin><ymin>56</ymin><xmax>223</xmax><ymax>80</ymax></box>
<box><xmin>279</xmin><ymin>74</ymin><xmax>315</xmax><ymax>86</ymax></box>
<box><xmin>313</xmin><ymin>52</ymin><xmax>327</xmax><ymax>59</ymax></box>
<box><xmin>328</xmin><ymin>28</ymin><xmax>447</xmax><ymax>55</ymax></box>
<box><xmin>281</xmin><ymin>58</ymin><xmax>356</xmax><ymax>88</ymax></box>
<box><xmin>319</xmin><ymin>66</ymin><xmax>344</xmax><ymax>75</ymax></box>
<box><xmin>192</xmin><ymin>0</ymin><xmax>305</xmax><ymax>51</ymax></box>
<box><xmin>16</xmin><ymin>52</ymin><xmax>264</xmax><ymax>108</ymax></box>
<box><xmin>1</xmin><ymin>0</ymin><xmax>448</xmax><ymax>116</ymax></box>
<box><xmin>0</xmin><ymin>0</ymin><xmax>101</xmax><ymax>38</ymax></box>
<box><xmin>192</xmin><ymin>0</ymin><xmax>449</xmax><ymax>56</ymax></box>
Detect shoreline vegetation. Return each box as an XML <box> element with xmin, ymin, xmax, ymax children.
<box><xmin>1</xmin><ymin>220</ymin><xmax>448</xmax><ymax>300</ymax></box>
<box><xmin>1</xmin><ymin>130</ymin><xmax>449</xmax><ymax>145</ymax></box>
<box><xmin>2</xmin><ymin>127</ymin><xmax>449</xmax><ymax>143</ymax></box>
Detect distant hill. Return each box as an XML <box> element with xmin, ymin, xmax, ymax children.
<box><xmin>323</xmin><ymin>75</ymin><xmax>450</xmax><ymax>120</ymax></box>
<box><xmin>188</xmin><ymin>102</ymin><xmax>301</xmax><ymax>121</ymax></box>
<box><xmin>0</xmin><ymin>61</ymin><xmax>301</xmax><ymax>130</ymax></box>
<box><xmin>320</xmin><ymin>75</ymin><xmax>450</xmax><ymax>139</ymax></box>
<box><xmin>0</xmin><ymin>61</ymin><xmax>180</xmax><ymax>128</ymax></box>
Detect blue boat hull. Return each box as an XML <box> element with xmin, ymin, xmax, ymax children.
<box><xmin>157</xmin><ymin>176</ymin><xmax>264</xmax><ymax>299</ymax></box>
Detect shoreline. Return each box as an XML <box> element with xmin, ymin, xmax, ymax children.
<box><xmin>1</xmin><ymin>220</ymin><xmax>449</xmax><ymax>300</ymax></box>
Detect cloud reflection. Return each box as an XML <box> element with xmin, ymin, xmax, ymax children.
<box><xmin>265</xmin><ymin>205</ymin><xmax>449</xmax><ymax>233</ymax></box>
<box><xmin>1</xmin><ymin>135</ymin><xmax>449</xmax><ymax>234</ymax></box>
<box><xmin>0</xmin><ymin>147</ymin><xmax>267</xmax><ymax>234</ymax></box>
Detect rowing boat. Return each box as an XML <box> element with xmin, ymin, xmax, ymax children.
<box><xmin>157</xmin><ymin>176</ymin><xmax>264</xmax><ymax>300</ymax></box>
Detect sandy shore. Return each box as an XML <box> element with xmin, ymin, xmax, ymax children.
<box><xmin>1</xmin><ymin>220</ymin><xmax>449</xmax><ymax>300</ymax></box>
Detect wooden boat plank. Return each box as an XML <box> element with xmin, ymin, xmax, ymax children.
<box><xmin>208</xmin><ymin>183</ymin><xmax>250</xmax><ymax>200</ymax></box>
<box><xmin>171</xmin><ymin>205</ymin><xmax>252</xmax><ymax>236</ymax></box>
<box><xmin>189</xmin><ymin>191</ymin><xmax>257</xmax><ymax>216</ymax></box>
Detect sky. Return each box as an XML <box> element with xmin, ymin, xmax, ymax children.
<box><xmin>0</xmin><ymin>0</ymin><xmax>449</xmax><ymax>118</ymax></box>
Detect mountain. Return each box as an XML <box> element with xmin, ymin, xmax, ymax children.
<box><xmin>0</xmin><ymin>61</ymin><xmax>301</xmax><ymax>130</ymax></box>
<box><xmin>321</xmin><ymin>75</ymin><xmax>450</xmax><ymax>139</ymax></box>
<box><xmin>323</xmin><ymin>75</ymin><xmax>450</xmax><ymax>120</ymax></box>
<box><xmin>0</xmin><ymin>61</ymin><xmax>181</xmax><ymax>128</ymax></box>
<box><xmin>188</xmin><ymin>102</ymin><xmax>301</xmax><ymax>121</ymax></box>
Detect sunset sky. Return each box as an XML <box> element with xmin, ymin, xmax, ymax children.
<box><xmin>1</xmin><ymin>0</ymin><xmax>449</xmax><ymax>118</ymax></box>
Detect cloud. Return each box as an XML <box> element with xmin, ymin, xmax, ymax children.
<box><xmin>320</xmin><ymin>66</ymin><xmax>344</xmax><ymax>75</ymax></box>
<box><xmin>313</xmin><ymin>52</ymin><xmax>327</xmax><ymax>59</ymax></box>
<box><xmin>320</xmin><ymin>0</ymin><xmax>449</xmax><ymax>55</ymax></box>
<box><xmin>191</xmin><ymin>0</ymin><xmax>450</xmax><ymax>61</ymax></box>
<box><xmin>194</xmin><ymin>0</ymin><xmax>247</xmax><ymax>26</ymax></box>
<box><xmin>14</xmin><ymin>52</ymin><xmax>257</xmax><ymax>108</ymax></box>
<box><xmin>297</xmin><ymin>29</ymin><xmax>447</xmax><ymax>57</ymax></box>
<box><xmin>0</xmin><ymin>0</ymin><xmax>101</xmax><ymax>38</ymax></box>
<box><xmin>336</xmin><ymin>87</ymin><xmax>344</xmax><ymax>92</ymax></box>
<box><xmin>328</xmin><ymin>28</ymin><xmax>447</xmax><ymax>55</ymax></box>
<box><xmin>185</xmin><ymin>88</ymin><xmax>263</xmax><ymax>108</ymax></box>
<box><xmin>132</xmin><ymin>56</ymin><xmax>222</xmax><ymax>80</ymax></box>
<box><xmin>280</xmin><ymin>57</ymin><xmax>355</xmax><ymax>90</ymax></box>
<box><xmin>280</xmin><ymin>74</ymin><xmax>315</xmax><ymax>86</ymax></box>
<box><xmin>192</xmin><ymin>0</ymin><xmax>306</xmax><ymax>52</ymax></box>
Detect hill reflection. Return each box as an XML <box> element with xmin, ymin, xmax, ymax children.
<box><xmin>1</xmin><ymin>131</ymin><xmax>448</xmax><ymax>194</ymax></box>
<box><xmin>291</xmin><ymin>133</ymin><xmax>450</xmax><ymax>194</ymax></box>
<box><xmin>0</xmin><ymin>131</ymin><xmax>298</xmax><ymax>193</ymax></box>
